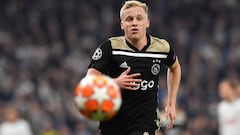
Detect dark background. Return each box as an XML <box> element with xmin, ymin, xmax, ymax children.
<box><xmin>0</xmin><ymin>0</ymin><xmax>240</xmax><ymax>134</ymax></box>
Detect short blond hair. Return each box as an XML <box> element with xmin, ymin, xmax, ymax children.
<box><xmin>120</xmin><ymin>0</ymin><xmax>148</xmax><ymax>20</ymax></box>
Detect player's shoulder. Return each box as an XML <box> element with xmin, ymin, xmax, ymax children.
<box><xmin>108</xmin><ymin>36</ymin><xmax>131</xmax><ymax>50</ymax></box>
<box><xmin>99</xmin><ymin>36</ymin><xmax>130</xmax><ymax>51</ymax></box>
<box><xmin>235</xmin><ymin>98</ymin><xmax>240</xmax><ymax>105</ymax></box>
<box><xmin>150</xmin><ymin>35</ymin><xmax>170</xmax><ymax>46</ymax></box>
<box><xmin>109</xmin><ymin>36</ymin><xmax>125</xmax><ymax>46</ymax></box>
<box><xmin>218</xmin><ymin>100</ymin><xmax>230</xmax><ymax>110</ymax></box>
<box><xmin>109</xmin><ymin>36</ymin><xmax>125</xmax><ymax>41</ymax></box>
<box><xmin>148</xmin><ymin>35</ymin><xmax>171</xmax><ymax>53</ymax></box>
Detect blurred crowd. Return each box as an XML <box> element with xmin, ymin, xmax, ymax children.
<box><xmin>0</xmin><ymin>0</ymin><xmax>240</xmax><ymax>135</ymax></box>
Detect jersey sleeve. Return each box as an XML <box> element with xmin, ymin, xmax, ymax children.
<box><xmin>165</xmin><ymin>44</ymin><xmax>177</xmax><ymax>67</ymax></box>
<box><xmin>88</xmin><ymin>40</ymin><xmax>112</xmax><ymax>74</ymax></box>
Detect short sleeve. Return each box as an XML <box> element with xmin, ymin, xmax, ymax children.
<box><xmin>88</xmin><ymin>40</ymin><xmax>112</xmax><ymax>74</ymax></box>
<box><xmin>165</xmin><ymin>45</ymin><xmax>177</xmax><ymax>67</ymax></box>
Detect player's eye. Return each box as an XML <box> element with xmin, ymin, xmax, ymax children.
<box><xmin>125</xmin><ymin>16</ymin><xmax>133</xmax><ymax>22</ymax></box>
<box><xmin>137</xmin><ymin>15</ymin><xmax>143</xmax><ymax>21</ymax></box>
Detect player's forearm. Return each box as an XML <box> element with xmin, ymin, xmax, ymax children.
<box><xmin>167</xmin><ymin>59</ymin><xmax>181</xmax><ymax>107</ymax></box>
<box><xmin>87</xmin><ymin>68</ymin><xmax>102</xmax><ymax>76</ymax></box>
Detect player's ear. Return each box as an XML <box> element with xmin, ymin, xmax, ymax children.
<box><xmin>120</xmin><ymin>21</ymin><xmax>124</xmax><ymax>30</ymax></box>
<box><xmin>146</xmin><ymin>18</ymin><xmax>150</xmax><ymax>28</ymax></box>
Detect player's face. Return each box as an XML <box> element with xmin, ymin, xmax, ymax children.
<box><xmin>218</xmin><ymin>82</ymin><xmax>232</xmax><ymax>99</ymax></box>
<box><xmin>120</xmin><ymin>7</ymin><xmax>149</xmax><ymax>42</ymax></box>
<box><xmin>5</xmin><ymin>108</ymin><xmax>19</xmax><ymax>122</ymax></box>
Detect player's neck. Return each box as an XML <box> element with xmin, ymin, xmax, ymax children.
<box><xmin>227</xmin><ymin>95</ymin><xmax>238</xmax><ymax>102</ymax></box>
<box><xmin>126</xmin><ymin>36</ymin><xmax>147</xmax><ymax>51</ymax></box>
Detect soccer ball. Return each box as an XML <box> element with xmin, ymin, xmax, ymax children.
<box><xmin>73</xmin><ymin>74</ymin><xmax>122</xmax><ymax>121</ymax></box>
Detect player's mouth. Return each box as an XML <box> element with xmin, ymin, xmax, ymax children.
<box><xmin>131</xmin><ymin>28</ymin><xmax>139</xmax><ymax>34</ymax></box>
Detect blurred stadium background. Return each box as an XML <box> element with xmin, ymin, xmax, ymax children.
<box><xmin>0</xmin><ymin>0</ymin><xmax>240</xmax><ymax>135</ymax></box>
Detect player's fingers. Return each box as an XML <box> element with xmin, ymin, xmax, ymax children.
<box><xmin>128</xmin><ymin>82</ymin><xmax>140</xmax><ymax>87</ymax></box>
<box><xmin>121</xmin><ymin>82</ymin><xmax>140</xmax><ymax>90</ymax></box>
<box><xmin>122</xmin><ymin>86</ymin><xmax>138</xmax><ymax>90</ymax></box>
<box><xmin>133</xmin><ymin>79</ymin><xmax>142</xmax><ymax>83</ymax></box>
<box><xmin>128</xmin><ymin>73</ymin><xmax>141</xmax><ymax>78</ymax></box>
<box><xmin>166</xmin><ymin>114</ymin><xmax>175</xmax><ymax>130</ymax></box>
<box><xmin>166</xmin><ymin>122</ymin><xmax>174</xmax><ymax>130</ymax></box>
<box><xmin>122</xmin><ymin>82</ymin><xmax>140</xmax><ymax>87</ymax></box>
<box><xmin>166</xmin><ymin>118</ymin><xmax>174</xmax><ymax>130</ymax></box>
<box><xmin>122</xmin><ymin>67</ymin><xmax>131</xmax><ymax>75</ymax></box>
<box><xmin>125</xmin><ymin>78</ymin><xmax>142</xmax><ymax>83</ymax></box>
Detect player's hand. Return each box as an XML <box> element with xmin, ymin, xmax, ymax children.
<box><xmin>165</xmin><ymin>105</ymin><xmax>176</xmax><ymax>130</ymax></box>
<box><xmin>114</xmin><ymin>67</ymin><xmax>142</xmax><ymax>90</ymax></box>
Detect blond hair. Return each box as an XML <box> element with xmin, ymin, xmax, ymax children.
<box><xmin>120</xmin><ymin>0</ymin><xmax>148</xmax><ymax>20</ymax></box>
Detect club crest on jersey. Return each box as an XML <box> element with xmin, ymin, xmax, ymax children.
<box><xmin>151</xmin><ymin>59</ymin><xmax>161</xmax><ymax>75</ymax></box>
<box><xmin>92</xmin><ymin>48</ymin><xmax>102</xmax><ymax>60</ymax></box>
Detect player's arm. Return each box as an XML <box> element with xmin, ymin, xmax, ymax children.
<box><xmin>87</xmin><ymin>67</ymin><xmax>141</xmax><ymax>90</ymax></box>
<box><xmin>87</xmin><ymin>40</ymin><xmax>111</xmax><ymax>76</ymax></box>
<box><xmin>87</xmin><ymin>40</ymin><xmax>141</xmax><ymax>90</ymax></box>
<box><xmin>166</xmin><ymin>57</ymin><xmax>181</xmax><ymax>130</ymax></box>
<box><xmin>114</xmin><ymin>67</ymin><xmax>142</xmax><ymax>90</ymax></box>
<box><xmin>87</xmin><ymin>68</ymin><xmax>102</xmax><ymax>76</ymax></box>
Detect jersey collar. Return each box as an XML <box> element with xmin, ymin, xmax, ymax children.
<box><xmin>125</xmin><ymin>34</ymin><xmax>151</xmax><ymax>52</ymax></box>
